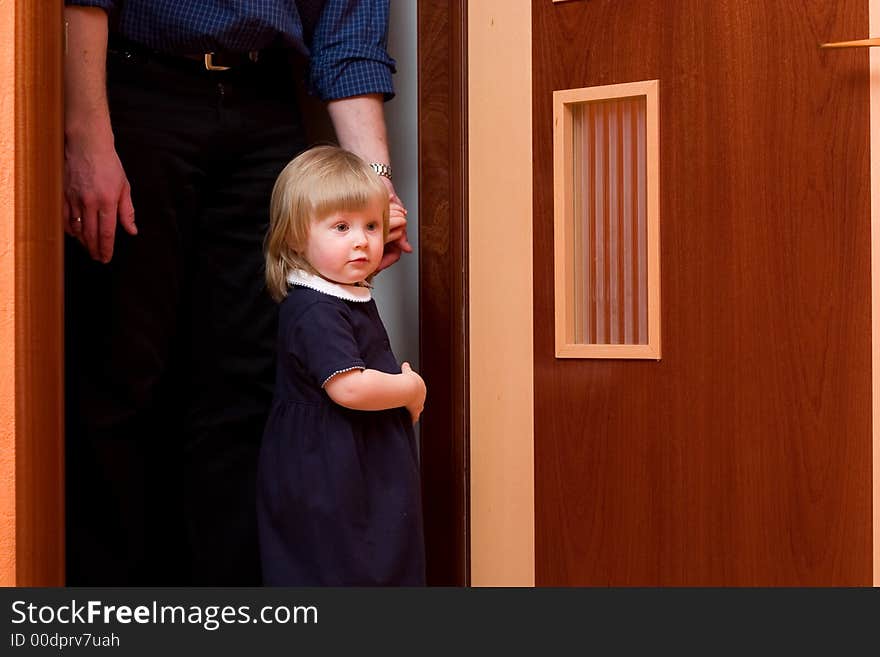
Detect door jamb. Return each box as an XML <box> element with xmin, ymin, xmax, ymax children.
<box><xmin>4</xmin><ymin>0</ymin><xmax>475</xmax><ymax>586</ymax></box>
<box><xmin>1</xmin><ymin>0</ymin><xmax>65</xmax><ymax>586</ymax></box>
<box><xmin>418</xmin><ymin>0</ymin><xmax>471</xmax><ymax>586</ymax></box>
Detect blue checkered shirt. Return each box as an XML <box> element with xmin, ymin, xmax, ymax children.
<box><xmin>66</xmin><ymin>0</ymin><xmax>395</xmax><ymax>101</ymax></box>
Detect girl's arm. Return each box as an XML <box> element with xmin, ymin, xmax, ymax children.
<box><xmin>324</xmin><ymin>362</ymin><xmax>426</xmax><ymax>424</ymax></box>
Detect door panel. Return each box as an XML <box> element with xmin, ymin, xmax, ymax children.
<box><xmin>533</xmin><ymin>0</ymin><xmax>872</xmax><ymax>584</ymax></box>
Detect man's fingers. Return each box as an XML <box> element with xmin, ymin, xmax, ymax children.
<box><xmin>396</xmin><ymin>231</ymin><xmax>413</xmax><ymax>253</ymax></box>
<box><xmin>387</xmin><ymin>209</ymin><xmax>406</xmax><ymax>230</ymax></box>
<box><xmin>386</xmin><ymin>227</ymin><xmax>405</xmax><ymax>242</ymax></box>
<box><xmin>385</xmin><ymin>225</ymin><xmax>413</xmax><ymax>252</ymax></box>
<box><xmin>388</xmin><ymin>190</ymin><xmax>407</xmax><ymax>213</ymax></box>
<box><xmin>386</xmin><ymin>210</ymin><xmax>408</xmax><ymax>244</ymax></box>
<box><xmin>378</xmin><ymin>186</ymin><xmax>412</xmax><ymax>269</ymax></box>
<box><xmin>118</xmin><ymin>182</ymin><xmax>137</xmax><ymax>236</ymax></box>
<box><xmin>97</xmin><ymin>205</ymin><xmax>119</xmax><ymax>263</ymax></box>
<box><xmin>376</xmin><ymin>244</ymin><xmax>403</xmax><ymax>272</ymax></box>
<box><xmin>80</xmin><ymin>203</ymin><xmax>102</xmax><ymax>260</ymax></box>
<box><xmin>385</xmin><ymin>232</ymin><xmax>413</xmax><ymax>254</ymax></box>
<box><xmin>65</xmin><ymin>199</ymin><xmax>86</xmax><ymax>242</ymax></box>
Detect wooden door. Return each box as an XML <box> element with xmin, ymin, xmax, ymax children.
<box><xmin>532</xmin><ymin>0</ymin><xmax>873</xmax><ymax>584</ymax></box>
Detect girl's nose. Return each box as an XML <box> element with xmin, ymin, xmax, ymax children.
<box><xmin>351</xmin><ymin>228</ymin><xmax>368</xmax><ymax>246</ymax></box>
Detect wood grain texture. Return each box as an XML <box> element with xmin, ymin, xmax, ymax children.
<box><xmin>418</xmin><ymin>0</ymin><xmax>469</xmax><ymax>586</ymax></box>
<box><xmin>15</xmin><ymin>0</ymin><xmax>65</xmax><ymax>585</ymax></box>
<box><xmin>533</xmin><ymin>0</ymin><xmax>872</xmax><ymax>584</ymax></box>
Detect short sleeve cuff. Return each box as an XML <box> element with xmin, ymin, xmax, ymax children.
<box><xmin>321</xmin><ymin>363</ymin><xmax>366</xmax><ymax>388</ymax></box>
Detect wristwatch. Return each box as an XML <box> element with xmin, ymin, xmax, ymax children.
<box><xmin>369</xmin><ymin>162</ymin><xmax>393</xmax><ymax>181</ymax></box>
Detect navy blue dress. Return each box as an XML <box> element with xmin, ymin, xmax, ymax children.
<box><xmin>257</xmin><ymin>280</ymin><xmax>426</xmax><ymax>586</ymax></box>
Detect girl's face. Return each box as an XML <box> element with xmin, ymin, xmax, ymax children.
<box><xmin>305</xmin><ymin>201</ymin><xmax>385</xmax><ymax>285</ymax></box>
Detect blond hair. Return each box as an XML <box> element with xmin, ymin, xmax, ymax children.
<box><xmin>265</xmin><ymin>145</ymin><xmax>390</xmax><ymax>302</ymax></box>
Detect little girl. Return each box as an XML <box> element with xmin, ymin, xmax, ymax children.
<box><xmin>258</xmin><ymin>145</ymin><xmax>427</xmax><ymax>586</ymax></box>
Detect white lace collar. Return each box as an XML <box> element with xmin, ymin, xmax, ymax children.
<box><xmin>286</xmin><ymin>269</ymin><xmax>372</xmax><ymax>302</ymax></box>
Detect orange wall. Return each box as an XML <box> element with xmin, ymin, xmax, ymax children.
<box><xmin>0</xmin><ymin>0</ymin><xmax>17</xmax><ymax>586</ymax></box>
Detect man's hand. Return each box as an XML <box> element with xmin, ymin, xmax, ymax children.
<box><xmin>377</xmin><ymin>177</ymin><xmax>413</xmax><ymax>272</ymax></box>
<box><xmin>63</xmin><ymin>5</ymin><xmax>136</xmax><ymax>264</ymax></box>
<box><xmin>325</xmin><ymin>94</ymin><xmax>412</xmax><ymax>271</ymax></box>
<box><xmin>64</xmin><ymin>127</ymin><xmax>136</xmax><ymax>263</ymax></box>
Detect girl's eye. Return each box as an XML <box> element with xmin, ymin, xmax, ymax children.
<box><xmin>333</xmin><ymin>223</ymin><xmax>349</xmax><ymax>232</ymax></box>
<box><xmin>366</xmin><ymin>222</ymin><xmax>379</xmax><ymax>232</ymax></box>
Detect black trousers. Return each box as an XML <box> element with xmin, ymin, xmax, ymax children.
<box><xmin>65</xmin><ymin>45</ymin><xmax>306</xmax><ymax>585</ymax></box>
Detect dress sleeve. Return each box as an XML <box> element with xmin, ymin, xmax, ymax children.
<box><xmin>288</xmin><ymin>301</ymin><xmax>366</xmax><ymax>388</ymax></box>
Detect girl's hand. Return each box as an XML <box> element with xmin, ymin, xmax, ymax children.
<box><xmin>401</xmin><ymin>362</ymin><xmax>426</xmax><ymax>425</ymax></box>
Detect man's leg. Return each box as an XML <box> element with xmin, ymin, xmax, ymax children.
<box><xmin>181</xmin><ymin>68</ymin><xmax>306</xmax><ymax>585</ymax></box>
<box><xmin>65</xmin><ymin>51</ymin><xmax>212</xmax><ymax>585</ymax></box>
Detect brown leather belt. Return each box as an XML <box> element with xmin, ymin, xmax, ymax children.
<box><xmin>108</xmin><ymin>37</ymin><xmax>269</xmax><ymax>73</ymax></box>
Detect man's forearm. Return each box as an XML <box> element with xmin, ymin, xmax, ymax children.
<box><xmin>325</xmin><ymin>86</ymin><xmax>410</xmax><ymax>270</ymax></box>
<box><xmin>64</xmin><ymin>6</ymin><xmax>112</xmax><ymax>140</ymax></box>
<box><xmin>326</xmin><ymin>94</ymin><xmax>391</xmax><ymax>166</ymax></box>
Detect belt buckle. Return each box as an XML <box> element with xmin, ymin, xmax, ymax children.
<box><xmin>204</xmin><ymin>52</ymin><xmax>230</xmax><ymax>71</ymax></box>
<box><xmin>203</xmin><ymin>51</ymin><xmax>260</xmax><ymax>71</ymax></box>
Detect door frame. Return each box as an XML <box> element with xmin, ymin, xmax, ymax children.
<box><xmin>870</xmin><ymin>0</ymin><xmax>880</xmax><ymax>586</ymax></box>
<box><xmin>2</xmin><ymin>0</ymin><xmax>473</xmax><ymax>586</ymax></box>
<box><xmin>419</xmin><ymin>0</ymin><xmax>536</xmax><ymax>587</ymax></box>
<box><xmin>0</xmin><ymin>0</ymin><xmax>65</xmax><ymax>586</ymax></box>
<box><xmin>417</xmin><ymin>0</ymin><xmax>470</xmax><ymax>586</ymax></box>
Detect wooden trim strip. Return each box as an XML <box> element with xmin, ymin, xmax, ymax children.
<box><xmin>468</xmin><ymin>0</ymin><xmax>534</xmax><ymax>586</ymax></box>
<box><xmin>556</xmin><ymin>344</ymin><xmax>659</xmax><ymax>359</ymax></box>
<box><xmin>13</xmin><ymin>0</ymin><xmax>65</xmax><ymax>585</ymax></box>
<box><xmin>871</xmin><ymin>0</ymin><xmax>880</xmax><ymax>588</ymax></box>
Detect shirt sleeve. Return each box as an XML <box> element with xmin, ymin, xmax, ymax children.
<box><xmin>308</xmin><ymin>0</ymin><xmax>397</xmax><ymax>102</ymax></box>
<box><xmin>65</xmin><ymin>1</ymin><xmax>115</xmax><ymax>10</ymax></box>
<box><xmin>288</xmin><ymin>301</ymin><xmax>366</xmax><ymax>388</ymax></box>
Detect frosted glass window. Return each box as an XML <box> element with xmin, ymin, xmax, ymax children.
<box><xmin>553</xmin><ymin>82</ymin><xmax>660</xmax><ymax>359</ymax></box>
